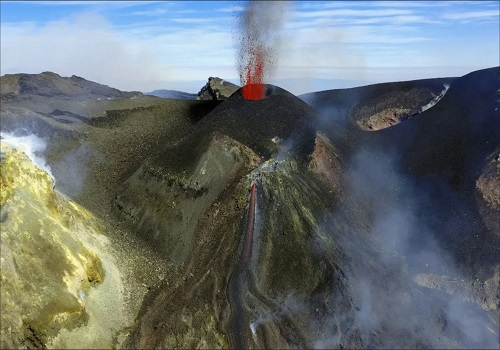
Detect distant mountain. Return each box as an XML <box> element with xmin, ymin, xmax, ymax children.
<box><xmin>0</xmin><ymin>71</ymin><xmax>168</xmax><ymax>126</ymax></box>
<box><xmin>146</xmin><ymin>89</ymin><xmax>197</xmax><ymax>100</ymax></box>
<box><xmin>0</xmin><ymin>71</ymin><xmax>144</xmax><ymax>100</ymax></box>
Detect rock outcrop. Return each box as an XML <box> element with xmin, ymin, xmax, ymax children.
<box><xmin>0</xmin><ymin>143</ymin><xmax>103</xmax><ymax>348</ymax></box>
<box><xmin>477</xmin><ymin>147</ymin><xmax>500</xmax><ymax>210</ymax></box>
<box><xmin>197</xmin><ymin>77</ymin><xmax>240</xmax><ymax>100</ymax></box>
<box><xmin>348</xmin><ymin>84</ymin><xmax>450</xmax><ymax>130</ymax></box>
<box><xmin>300</xmin><ymin>77</ymin><xmax>455</xmax><ymax>132</ymax></box>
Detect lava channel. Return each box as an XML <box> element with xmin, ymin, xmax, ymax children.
<box><xmin>242</xmin><ymin>182</ymin><xmax>257</xmax><ymax>264</ymax></box>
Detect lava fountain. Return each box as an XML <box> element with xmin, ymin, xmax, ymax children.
<box><xmin>242</xmin><ymin>47</ymin><xmax>265</xmax><ymax>100</ymax></box>
<box><xmin>237</xmin><ymin>1</ymin><xmax>288</xmax><ymax>100</ymax></box>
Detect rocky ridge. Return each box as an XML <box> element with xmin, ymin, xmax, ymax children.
<box><xmin>197</xmin><ymin>77</ymin><xmax>240</xmax><ymax>100</ymax></box>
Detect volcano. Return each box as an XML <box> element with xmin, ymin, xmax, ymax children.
<box><xmin>1</xmin><ymin>68</ymin><xmax>499</xmax><ymax>349</ymax></box>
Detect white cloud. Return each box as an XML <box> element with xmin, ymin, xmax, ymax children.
<box><xmin>292</xmin><ymin>8</ymin><xmax>414</xmax><ymax>19</ymax></box>
<box><xmin>442</xmin><ymin>10</ymin><xmax>500</xmax><ymax>20</ymax></box>
<box><xmin>9</xmin><ymin>1</ymin><xmax>160</xmax><ymax>7</ymax></box>
<box><xmin>170</xmin><ymin>17</ymin><xmax>230</xmax><ymax>24</ymax></box>
<box><xmin>216</xmin><ymin>5</ymin><xmax>245</xmax><ymax>13</ymax></box>
<box><xmin>0</xmin><ymin>12</ymin><xmax>237</xmax><ymax>92</ymax></box>
<box><xmin>126</xmin><ymin>2</ymin><xmax>190</xmax><ymax>17</ymax></box>
<box><xmin>130</xmin><ymin>8</ymin><xmax>169</xmax><ymax>16</ymax></box>
<box><xmin>0</xmin><ymin>2</ymin><xmax>497</xmax><ymax>94</ymax></box>
<box><xmin>285</xmin><ymin>15</ymin><xmax>440</xmax><ymax>28</ymax></box>
<box><xmin>295</xmin><ymin>1</ymin><xmax>451</xmax><ymax>10</ymax></box>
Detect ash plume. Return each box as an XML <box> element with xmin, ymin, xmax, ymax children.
<box><xmin>237</xmin><ymin>1</ymin><xmax>289</xmax><ymax>98</ymax></box>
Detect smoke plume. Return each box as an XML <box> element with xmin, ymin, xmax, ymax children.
<box><xmin>237</xmin><ymin>1</ymin><xmax>289</xmax><ymax>99</ymax></box>
<box><xmin>0</xmin><ymin>131</ymin><xmax>55</xmax><ymax>182</ymax></box>
<box><xmin>310</xmin><ymin>140</ymin><xmax>499</xmax><ymax>348</ymax></box>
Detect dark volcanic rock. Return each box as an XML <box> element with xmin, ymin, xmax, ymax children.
<box><xmin>315</xmin><ymin>67</ymin><xmax>500</xmax><ymax>276</ymax></box>
<box><xmin>196</xmin><ymin>84</ymin><xmax>318</xmax><ymax>163</ymax></box>
<box><xmin>2</xmin><ymin>68</ymin><xmax>499</xmax><ymax>349</ymax></box>
<box><xmin>300</xmin><ymin>77</ymin><xmax>455</xmax><ymax>130</ymax></box>
<box><xmin>197</xmin><ymin>77</ymin><xmax>240</xmax><ymax>100</ymax></box>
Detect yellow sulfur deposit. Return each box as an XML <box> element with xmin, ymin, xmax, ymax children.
<box><xmin>0</xmin><ymin>143</ymin><xmax>105</xmax><ymax>348</ymax></box>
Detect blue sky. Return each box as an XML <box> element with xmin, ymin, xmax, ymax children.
<box><xmin>1</xmin><ymin>1</ymin><xmax>498</xmax><ymax>94</ymax></box>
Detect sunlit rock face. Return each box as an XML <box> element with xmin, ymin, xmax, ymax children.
<box><xmin>0</xmin><ymin>143</ymin><xmax>127</xmax><ymax>349</ymax></box>
<box><xmin>476</xmin><ymin>147</ymin><xmax>500</xmax><ymax>239</ymax></box>
<box><xmin>477</xmin><ymin>147</ymin><xmax>500</xmax><ymax>210</ymax></box>
<box><xmin>348</xmin><ymin>83</ymin><xmax>451</xmax><ymax>131</ymax></box>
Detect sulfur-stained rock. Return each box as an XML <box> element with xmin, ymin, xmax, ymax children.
<box><xmin>0</xmin><ymin>142</ymin><xmax>159</xmax><ymax>349</ymax></box>
<box><xmin>0</xmin><ymin>144</ymin><xmax>102</xmax><ymax>347</ymax></box>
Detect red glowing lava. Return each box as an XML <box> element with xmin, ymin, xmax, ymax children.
<box><xmin>241</xmin><ymin>47</ymin><xmax>265</xmax><ymax>100</ymax></box>
<box><xmin>238</xmin><ymin>1</ymin><xmax>286</xmax><ymax>100</ymax></box>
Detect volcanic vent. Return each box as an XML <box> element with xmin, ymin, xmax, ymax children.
<box><xmin>237</xmin><ymin>1</ymin><xmax>288</xmax><ymax>100</ymax></box>
<box><xmin>196</xmin><ymin>84</ymin><xmax>318</xmax><ymax>163</ymax></box>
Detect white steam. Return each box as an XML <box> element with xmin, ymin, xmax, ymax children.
<box><xmin>420</xmin><ymin>83</ymin><xmax>450</xmax><ymax>112</ymax></box>
<box><xmin>0</xmin><ymin>131</ymin><xmax>55</xmax><ymax>182</ymax></box>
<box><xmin>51</xmin><ymin>144</ymin><xmax>92</xmax><ymax>199</ymax></box>
<box><xmin>311</xmin><ymin>145</ymin><xmax>499</xmax><ymax>348</ymax></box>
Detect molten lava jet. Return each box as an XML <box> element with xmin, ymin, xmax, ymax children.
<box><xmin>241</xmin><ymin>46</ymin><xmax>265</xmax><ymax>100</ymax></box>
<box><xmin>237</xmin><ymin>1</ymin><xmax>288</xmax><ymax>100</ymax></box>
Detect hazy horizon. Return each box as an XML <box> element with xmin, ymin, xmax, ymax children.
<box><xmin>1</xmin><ymin>1</ymin><xmax>498</xmax><ymax>95</ymax></box>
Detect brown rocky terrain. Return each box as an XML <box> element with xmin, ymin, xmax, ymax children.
<box><xmin>477</xmin><ymin>147</ymin><xmax>500</xmax><ymax>210</ymax></box>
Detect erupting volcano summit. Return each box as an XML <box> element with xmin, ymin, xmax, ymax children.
<box><xmin>238</xmin><ymin>2</ymin><xmax>287</xmax><ymax>100</ymax></box>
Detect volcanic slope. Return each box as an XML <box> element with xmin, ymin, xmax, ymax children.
<box><xmin>0</xmin><ymin>71</ymin><xmax>166</xmax><ymax>129</ymax></box>
<box><xmin>119</xmin><ymin>85</ymin><xmax>352</xmax><ymax>349</ymax></box>
<box><xmin>0</xmin><ymin>72</ymin><xmax>220</xmax><ymax>348</ymax></box>
<box><xmin>120</xmin><ymin>81</ymin><xmax>498</xmax><ymax>349</ymax></box>
<box><xmin>1</xmin><ymin>70</ymin><xmax>499</xmax><ymax>349</ymax></box>
<box><xmin>372</xmin><ymin>68</ymin><xmax>500</xmax><ymax>274</ymax></box>
<box><xmin>308</xmin><ymin>67</ymin><xmax>500</xmax><ymax>276</ymax></box>
<box><xmin>302</xmin><ymin>67</ymin><xmax>500</xmax><ymax>348</ymax></box>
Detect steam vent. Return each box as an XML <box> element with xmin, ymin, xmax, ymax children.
<box><xmin>1</xmin><ymin>66</ymin><xmax>499</xmax><ymax>349</ymax></box>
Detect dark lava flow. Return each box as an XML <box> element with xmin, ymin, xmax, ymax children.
<box><xmin>227</xmin><ymin>180</ymin><xmax>308</xmax><ymax>349</ymax></box>
<box><xmin>242</xmin><ymin>182</ymin><xmax>257</xmax><ymax>264</ymax></box>
<box><xmin>228</xmin><ymin>182</ymin><xmax>257</xmax><ymax>349</ymax></box>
